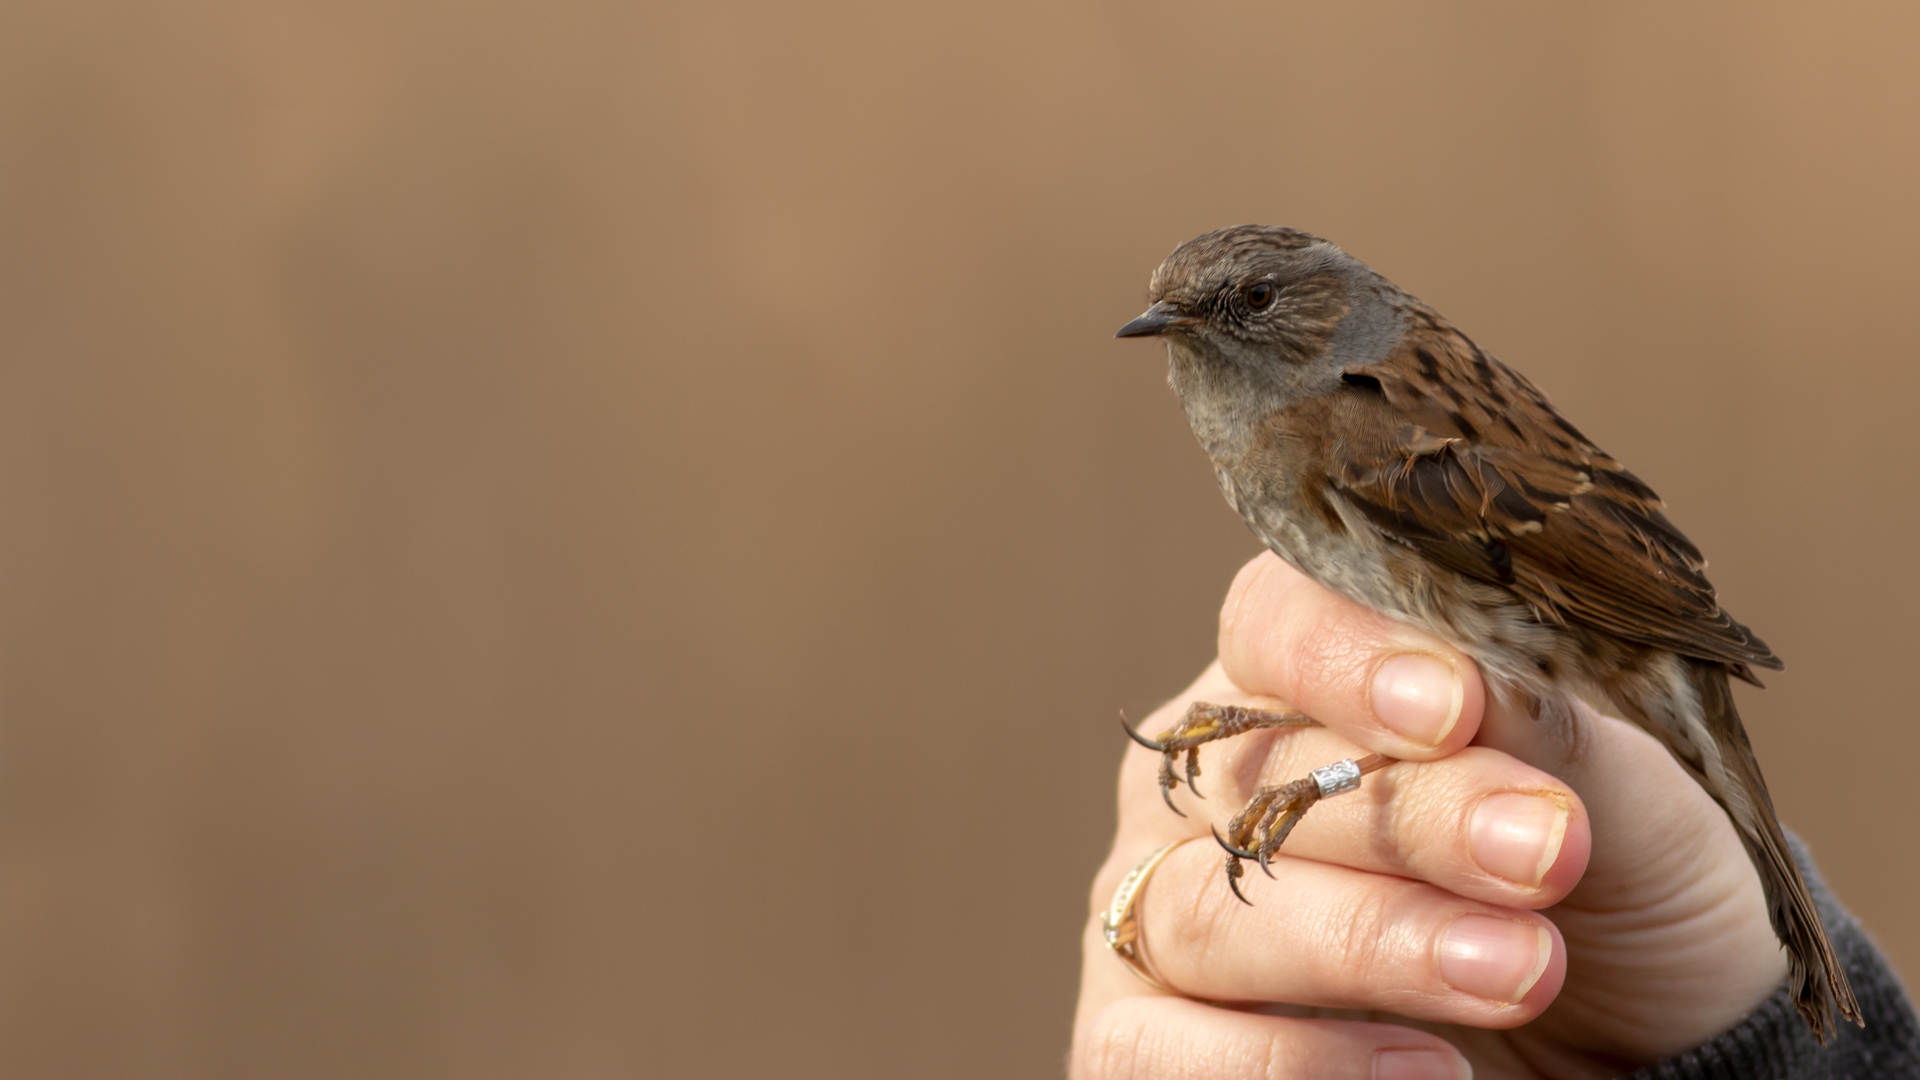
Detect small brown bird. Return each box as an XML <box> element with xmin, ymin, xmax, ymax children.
<box><xmin>1115</xmin><ymin>225</ymin><xmax>1859</xmax><ymax>1040</ymax></box>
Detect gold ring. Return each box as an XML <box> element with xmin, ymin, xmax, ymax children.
<box><xmin>1100</xmin><ymin>837</ymin><xmax>1197</xmax><ymax>995</ymax></box>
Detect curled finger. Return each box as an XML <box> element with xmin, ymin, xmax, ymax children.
<box><xmin>1075</xmin><ymin>995</ymin><xmax>1469</xmax><ymax>1080</ymax></box>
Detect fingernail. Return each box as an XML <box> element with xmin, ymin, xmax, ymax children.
<box><xmin>1374</xmin><ymin>1047</ymin><xmax>1471</xmax><ymax>1080</ymax></box>
<box><xmin>1371</xmin><ymin>654</ymin><xmax>1462</xmax><ymax>746</ymax></box>
<box><xmin>1469</xmin><ymin>793</ymin><xmax>1569</xmax><ymax>888</ymax></box>
<box><xmin>1438</xmin><ymin>916</ymin><xmax>1551</xmax><ymax>1004</ymax></box>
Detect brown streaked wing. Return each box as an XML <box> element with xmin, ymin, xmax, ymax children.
<box><xmin>1326</xmin><ymin>320</ymin><xmax>1782</xmax><ymax>672</ymax></box>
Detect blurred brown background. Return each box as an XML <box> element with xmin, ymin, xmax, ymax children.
<box><xmin>0</xmin><ymin>1</ymin><xmax>1914</xmax><ymax>1076</ymax></box>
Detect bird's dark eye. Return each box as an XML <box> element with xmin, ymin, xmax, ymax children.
<box><xmin>1245</xmin><ymin>282</ymin><xmax>1275</xmax><ymax>310</ymax></box>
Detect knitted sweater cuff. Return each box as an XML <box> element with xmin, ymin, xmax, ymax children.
<box><xmin>1625</xmin><ymin>835</ymin><xmax>1920</xmax><ymax>1080</ymax></box>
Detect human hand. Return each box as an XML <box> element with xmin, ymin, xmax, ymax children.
<box><xmin>1071</xmin><ymin>553</ymin><xmax>1788</xmax><ymax>1080</ymax></box>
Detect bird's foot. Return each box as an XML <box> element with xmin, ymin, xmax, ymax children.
<box><xmin>1121</xmin><ymin>702</ymin><xmax>1317</xmax><ymax>816</ymax></box>
<box><xmin>1213</xmin><ymin>755</ymin><xmax>1393</xmax><ymax>904</ymax></box>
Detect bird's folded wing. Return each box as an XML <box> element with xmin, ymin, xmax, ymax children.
<box><xmin>1329</xmin><ymin>328</ymin><xmax>1781</xmax><ymax>673</ymax></box>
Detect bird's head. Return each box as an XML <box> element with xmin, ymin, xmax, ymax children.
<box><xmin>1116</xmin><ymin>225</ymin><xmax>1380</xmax><ymax>382</ymax></box>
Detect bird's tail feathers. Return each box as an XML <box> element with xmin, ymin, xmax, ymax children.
<box><xmin>1691</xmin><ymin>661</ymin><xmax>1861</xmax><ymax>1043</ymax></box>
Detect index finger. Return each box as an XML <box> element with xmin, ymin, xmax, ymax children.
<box><xmin>1217</xmin><ymin>552</ymin><xmax>1485</xmax><ymax>760</ymax></box>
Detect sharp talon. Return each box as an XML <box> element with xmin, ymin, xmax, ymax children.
<box><xmin>1159</xmin><ymin>784</ymin><xmax>1187</xmax><ymax>818</ymax></box>
<box><xmin>1119</xmin><ymin>713</ymin><xmax>1165</xmax><ymax>752</ymax></box>
<box><xmin>1210</xmin><ymin>826</ymin><xmax>1258</xmax><ymax>860</ymax></box>
<box><xmin>1226</xmin><ymin>868</ymin><xmax>1253</xmax><ymax>906</ymax></box>
<box><xmin>1183</xmin><ymin>749</ymin><xmax>1204</xmax><ymax>799</ymax></box>
<box><xmin>1256</xmin><ymin>847</ymin><xmax>1276</xmax><ymax>880</ymax></box>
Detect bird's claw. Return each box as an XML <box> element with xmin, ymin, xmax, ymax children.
<box><xmin>1212</xmin><ymin>777</ymin><xmax>1326</xmax><ymax>901</ymax></box>
<box><xmin>1120</xmin><ymin>702</ymin><xmax>1316</xmax><ymax>817</ymax></box>
<box><xmin>1118</xmin><ymin>712</ymin><xmax>1164</xmax><ymax>752</ymax></box>
<box><xmin>1210</xmin><ymin>825</ymin><xmax>1258</xmax><ymax>860</ymax></box>
<box><xmin>1159</xmin><ymin>782</ymin><xmax>1186</xmax><ymax>818</ymax></box>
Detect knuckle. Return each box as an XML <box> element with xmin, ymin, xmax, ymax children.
<box><xmin>1221</xmin><ymin>1022</ymin><xmax>1305</xmax><ymax>1079</ymax></box>
<box><xmin>1074</xmin><ymin>1001</ymin><xmax>1154</xmax><ymax>1080</ymax></box>
<box><xmin>1287</xmin><ymin>602</ymin><xmax>1371</xmax><ymax>700</ymax></box>
<box><xmin>1218</xmin><ymin>556</ymin><xmax>1270</xmax><ymax>643</ymax></box>
<box><xmin>1161</xmin><ymin>870</ymin><xmax>1232</xmax><ymax>970</ymax></box>
<box><xmin>1328</xmin><ymin>884</ymin><xmax>1397</xmax><ymax>983</ymax></box>
<box><xmin>1256</xmin><ymin>1033</ymin><xmax>1317</xmax><ymax>1079</ymax></box>
<box><xmin>1223</xmin><ymin>552</ymin><xmax>1287</xmax><ymax>621</ymax></box>
<box><xmin>1220</xmin><ymin>556</ymin><xmax>1307</xmax><ymax>657</ymax></box>
<box><xmin>1088</xmin><ymin>855</ymin><xmax>1133</xmax><ymax>920</ymax></box>
<box><xmin>1382</xmin><ymin>767</ymin><xmax>1455</xmax><ymax>865</ymax></box>
<box><xmin>1077</xmin><ymin>998</ymin><xmax>1309</xmax><ymax>1080</ymax></box>
<box><xmin>1222</xmin><ymin>563</ymin><xmax>1368</xmax><ymax>703</ymax></box>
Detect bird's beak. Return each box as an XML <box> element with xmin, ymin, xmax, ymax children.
<box><xmin>1114</xmin><ymin>301</ymin><xmax>1194</xmax><ymax>339</ymax></box>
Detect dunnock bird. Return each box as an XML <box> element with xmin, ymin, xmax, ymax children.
<box><xmin>1115</xmin><ymin>225</ymin><xmax>1858</xmax><ymax>1039</ymax></box>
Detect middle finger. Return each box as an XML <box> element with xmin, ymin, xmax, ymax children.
<box><xmin>1134</xmin><ymin>839</ymin><xmax>1567</xmax><ymax>1027</ymax></box>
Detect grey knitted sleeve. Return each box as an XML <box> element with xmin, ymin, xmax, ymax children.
<box><xmin>1626</xmin><ymin>836</ymin><xmax>1920</xmax><ymax>1080</ymax></box>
